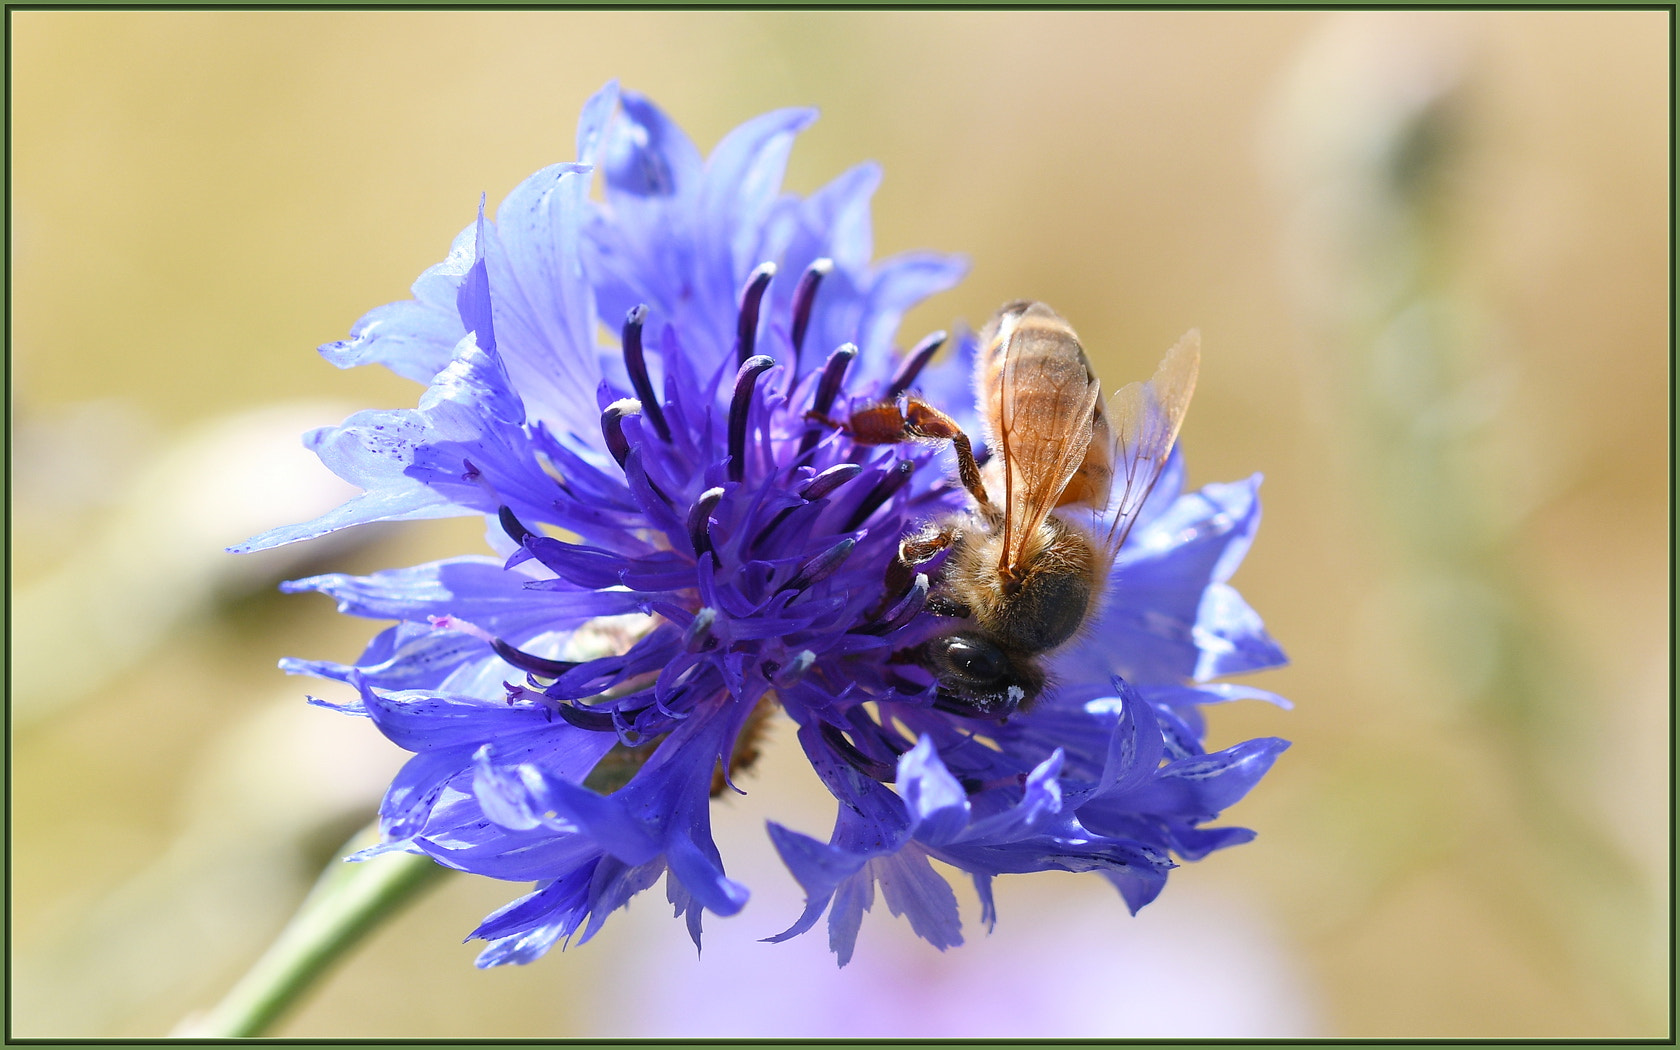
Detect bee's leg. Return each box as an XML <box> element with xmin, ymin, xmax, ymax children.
<box><xmin>874</xmin><ymin>523</ymin><xmax>960</xmax><ymax>618</ymax></box>
<box><xmin>906</xmin><ymin>528</ymin><xmax>972</xmax><ymax>618</ymax></box>
<box><xmin>836</xmin><ymin>402</ymin><xmax>912</xmax><ymax>444</ymax></box>
<box><xmin>900</xmin><ymin>524</ymin><xmax>957</xmax><ymax>565</ymax></box>
<box><xmin>839</xmin><ymin>398</ymin><xmax>994</xmax><ymax>511</ymax></box>
<box><xmin>899</xmin><ymin>399</ymin><xmax>992</xmax><ymax>514</ymax></box>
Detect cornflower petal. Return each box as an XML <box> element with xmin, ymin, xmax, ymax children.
<box><xmin>897</xmin><ymin>736</ymin><xmax>971</xmax><ymax>846</ymax></box>
<box><xmin>318</xmin><ymin>221</ymin><xmax>477</xmax><ymax>383</ymax></box>
<box><xmin>485</xmin><ymin>163</ymin><xmax>601</xmax><ymax>436</ymax></box>
<box><xmin>874</xmin><ymin>845</ymin><xmax>964</xmax><ymax>951</ymax></box>
<box><xmin>1106</xmin><ymin>737</ymin><xmax>1293</xmax><ymax>822</ymax></box>
<box><xmin>1056</xmin><ymin>473</ymin><xmax>1289</xmax><ymax>691</ymax></box>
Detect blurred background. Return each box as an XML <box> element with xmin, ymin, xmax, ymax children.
<box><xmin>8</xmin><ymin>9</ymin><xmax>1669</xmax><ymax>1038</ymax></box>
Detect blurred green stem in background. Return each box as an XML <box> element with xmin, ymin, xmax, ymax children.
<box><xmin>179</xmin><ymin>824</ymin><xmax>449</xmax><ymax>1038</ymax></box>
<box><xmin>1287</xmin><ymin>24</ymin><xmax>1661</xmax><ymax>1028</ymax></box>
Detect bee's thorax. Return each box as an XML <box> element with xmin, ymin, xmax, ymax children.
<box><xmin>946</xmin><ymin>515</ymin><xmax>1096</xmax><ymax>655</ymax></box>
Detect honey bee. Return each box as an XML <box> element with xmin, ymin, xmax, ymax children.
<box><xmin>849</xmin><ymin>300</ymin><xmax>1199</xmax><ymax>718</ymax></box>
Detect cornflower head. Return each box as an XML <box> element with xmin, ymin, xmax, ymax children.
<box><xmin>236</xmin><ymin>82</ymin><xmax>1290</xmax><ymax>967</ymax></box>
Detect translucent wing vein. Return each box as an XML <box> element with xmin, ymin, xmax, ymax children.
<box><xmin>1101</xmin><ymin>329</ymin><xmax>1201</xmax><ymax>557</ymax></box>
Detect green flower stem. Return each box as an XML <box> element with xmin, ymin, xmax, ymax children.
<box><xmin>180</xmin><ymin>824</ymin><xmax>450</xmax><ymax>1038</ymax></box>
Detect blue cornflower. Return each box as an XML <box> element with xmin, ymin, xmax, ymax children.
<box><xmin>236</xmin><ymin>82</ymin><xmax>1289</xmax><ymax>967</ymax></box>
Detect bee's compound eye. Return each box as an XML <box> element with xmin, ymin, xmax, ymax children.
<box><xmin>946</xmin><ymin>638</ymin><xmax>1006</xmax><ymax>680</ymax></box>
<box><xmin>921</xmin><ymin>632</ymin><xmax>1044</xmax><ymax>719</ymax></box>
<box><xmin>927</xmin><ymin>633</ymin><xmax>1009</xmax><ymax>688</ymax></box>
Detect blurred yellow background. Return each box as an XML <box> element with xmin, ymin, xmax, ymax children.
<box><xmin>8</xmin><ymin>9</ymin><xmax>1669</xmax><ymax>1038</ymax></box>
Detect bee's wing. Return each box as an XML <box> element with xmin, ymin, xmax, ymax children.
<box><xmin>1099</xmin><ymin>329</ymin><xmax>1200</xmax><ymax>558</ymax></box>
<box><xmin>996</xmin><ymin>336</ymin><xmax>1104</xmax><ymax>574</ymax></box>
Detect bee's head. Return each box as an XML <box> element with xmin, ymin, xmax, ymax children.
<box><xmin>922</xmin><ymin>631</ymin><xmax>1044</xmax><ymax>719</ymax></box>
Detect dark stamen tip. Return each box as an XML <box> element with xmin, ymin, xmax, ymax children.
<box><xmin>886</xmin><ymin>330</ymin><xmax>949</xmax><ymax>398</ymax></box>
<box><xmin>797</xmin><ymin>343</ymin><xmax>858</xmax><ymax>461</ymax></box>
<box><xmin>857</xmin><ymin>571</ymin><xmax>928</xmax><ymax>635</ymax></box>
<box><xmin>556</xmin><ymin>703</ymin><xmax>618</xmax><ymax>732</ymax></box>
<box><xmin>683</xmin><ymin>607</ymin><xmax>720</xmax><ymax>652</ymax></box>
<box><xmin>601</xmin><ymin>398</ymin><xmax>642</xmax><ymax>469</ymax></box>
<box><xmin>727</xmin><ymin>356</ymin><xmax>776</xmax><ymax>483</ymax></box>
<box><xmin>810</xmin><ymin>343</ymin><xmax>857</xmax><ymax>419</ymax></box>
<box><xmin>491</xmin><ymin>638</ymin><xmax>579</xmax><ymax>679</ymax></box>
<box><xmin>687</xmin><ymin>486</ymin><xmax>726</xmax><ymax>558</ymax></box>
<box><xmin>774</xmin><ymin>648</ymin><xmax>817</xmax><ymax>685</ymax></box>
<box><xmin>783</xmin><ymin>537</ymin><xmax>856</xmax><ymax>594</ymax></box>
<box><xmin>734</xmin><ymin>263</ymin><xmax>776</xmax><ymax>366</ymax></box>
<box><xmin>620</xmin><ymin>305</ymin><xmax>670</xmax><ymax>442</ymax></box>
<box><xmin>798</xmin><ymin>462</ymin><xmax>863</xmax><ymax>501</ymax></box>
<box><xmin>497</xmin><ymin>505</ymin><xmax>533</xmax><ymax>546</ymax></box>
<box><xmin>790</xmin><ymin>257</ymin><xmax>833</xmax><ymax>363</ymax></box>
<box><xmin>887</xmin><ymin>570</ymin><xmax>930</xmax><ymax>624</ymax></box>
<box><xmin>843</xmin><ymin>458</ymin><xmax>914</xmax><ymax>532</ymax></box>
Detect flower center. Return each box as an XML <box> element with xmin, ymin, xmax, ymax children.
<box><xmin>482</xmin><ymin>258</ymin><xmax>969</xmax><ymax>792</ymax></box>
